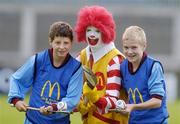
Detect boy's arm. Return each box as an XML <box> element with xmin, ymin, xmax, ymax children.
<box><xmin>54</xmin><ymin>65</ymin><xmax>83</xmax><ymax>112</ymax></box>
<box><xmin>123</xmin><ymin>62</ymin><xmax>165</xmax><ymax>114</ymax></box>
<box><xmin>148</xmin><ymin>62</ymin><xmax>165</xmax><ymax>98</ymax></box>
<box><xmin>124</xmin><ymin>97</ymin><xmax>162</xmax><ymax>114</ymax></box>
<box><xmin>8</xmin><ymin>55</ymin><xmax>36</xmax><ymax>104</ymax></box>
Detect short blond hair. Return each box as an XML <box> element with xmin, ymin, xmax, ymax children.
<box><xmin>122</xmin><ymin>26</ymin><xmax>146</xmax><ymax>45</ymax></box>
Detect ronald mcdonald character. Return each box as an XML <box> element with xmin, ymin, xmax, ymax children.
<box><xmin>75</xmin><ymin>5</ymin><xmax>128</xmax><ymax>124</ymax></box>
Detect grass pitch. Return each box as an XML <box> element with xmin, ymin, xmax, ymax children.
<box><xmin>0</xmin><ymin>94</ymin><xmax>82</xmax><ymax>124</ymax></box>
<box><xmin>0</xmin><ymin>94</ymin><xmax>179</xmax><ymax>124</ymax></box>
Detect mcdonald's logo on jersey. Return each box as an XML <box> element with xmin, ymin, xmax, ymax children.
<box><xmin>128</xmin><ymin>88</ymin><xmax>144</xmax><ymax>104</ymax></box>
<box><xmin>41</xmin><ymin>80</ymin><xmax>60</xmax><ymax>103</ymax></box>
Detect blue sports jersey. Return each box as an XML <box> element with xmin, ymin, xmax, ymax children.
<box><xmin>120</xmin><ymin>56</ymin><xmax>169</xmax><ymax>124</ymax></box>
<box><xmin>8</xmin><ymin>49</ymin><xmax>83</xmax><ymax>124</ymax></box>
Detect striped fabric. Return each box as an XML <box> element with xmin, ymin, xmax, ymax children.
<box><xmin>99</xmin><ymin>55</ymin><xmax>123</xmax><ymax>113</ymax></box>
<box><xmin>76</xmin><ymin>54</ymin><xmax>124</xmax><ymax>114</ymax></box>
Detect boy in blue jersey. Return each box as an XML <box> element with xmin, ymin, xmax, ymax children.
<box><xmin>118</xmin><ymin>26</ymin><xmax>169</xmax><ymax>124</ymax></box>
<box><xmin>8</xmin><ymin>21</ymin><xmax>83</xmax><ymax>124</ymax></box>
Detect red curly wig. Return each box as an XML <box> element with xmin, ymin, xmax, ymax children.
<box><xmin>75</xmin><ymin>5</ymin><xmax>116</xmax><ymax>44</ymax></box>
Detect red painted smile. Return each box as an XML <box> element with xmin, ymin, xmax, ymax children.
<box><xmin>88</xmin><ymin>37</ymin><xmax>99</xmax><ymax>46</ymax></box>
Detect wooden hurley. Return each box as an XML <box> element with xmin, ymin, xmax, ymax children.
<box><xmin>26</xmin><ymin>106</ymin><xmax>70</xmax><ymax>114</ymax></box>
<box><xmin>10</xmin><ymin>104</ymin><xmax>70</xmax><ymax>114</ymax></box>
<box><xmin>82</xmin><ymin>65</ymin><xmax>97</xmax><ymax>89</ymax></box>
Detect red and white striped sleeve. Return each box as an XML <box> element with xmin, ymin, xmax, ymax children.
<box><xmin>106</xmin><ymin>55</ymin><xmax>122</xmax><ymax>97</ymax></box>
<box><xmin>95</xmin><ymin>55</ymin><xmax>124</xmax><ymax>114</ymax></box>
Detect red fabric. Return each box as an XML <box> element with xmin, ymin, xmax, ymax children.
<box><xmin>106</xmin><ymin>83</ymin><xmax>120</xmax><ymax>90</ymax></box>
<box><xmin>51</xmin><ymin>103</ymin><xmax>58</xmax><ymax>111</ymax></box>
<box><xmin>89</xmin><ymin>53</ymin><xmax>94</xmax><ymax>69</ymax></box>
<box><xmin>118</xmin><ymin>55</ymin><xmax>124</xmax><ymax>64</ymax></box>
<box><xmin>93</xmin><ymin>111</ymin><xmax>119</xmax><ymax>124</ymax></box>
<box><xmin>107</xmin><ymin>70</ymin><xmax>120</xmax><ymax>77</ymax></box>
<box><xmin>95</xmin><ymin>97</ymin><xmax>107</xmax><ymax>110</ymax></box>
<box><xmin>73</xmin><ymin>108</ymin><xmax>79</xmax><ymax>112</ymax></box>
<box><xmin>151</xmin><ymin>94</ymin><xmax>163</xmax><ymax>100</ymax></box>
<box><xmin>108</xmin><ymin>59</ymin><xmax>116</xmax><ymax>66</ymax></box>
<box><xmin>11</xmin><ymin>98</ymin><xmax>20</xmax><ymax>106</ymax></box>
<box><xmin>82</xmin><ymin>113</ymin><xmax>88</xmax><ymax>120</ymax></box>
<box><xmin>109</xmin><ymin>55</ymin><xmax>124</xmax><ymax>66</ymax></box>
<box><xmin>108</xmin><ymin>97</ymin><xmax>116</xmax><ymax>109</ymax></box>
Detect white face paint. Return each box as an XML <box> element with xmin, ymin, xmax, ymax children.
<box><xmin>86</xmin><ymin>26</ymin><xmax>102</xmax><ymax>49</ymax></box>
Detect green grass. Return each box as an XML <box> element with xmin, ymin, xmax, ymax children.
<box><xmin>1</xmin><ymin>94</ymin><xmax>180</xmax><ymax>124</ymax></box>
<box><xmin>167</xmin><ymin>100</ymin><xmax>180</xmax><ymax>124</ymax></box>
<box><xmin>0</xmin><ymin>94</ymin><xmax>82</xmax><ymax>124</ymax></box>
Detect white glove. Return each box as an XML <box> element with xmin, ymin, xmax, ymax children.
<box><xmin>57</xmin><ymin>102</ymin><xmax>67</xmax><ymax>111</ymax></box>
<box><xmin>115</xmin><ymin>100</ymin><xmax>126</xmax><ymax>110</ymax></box>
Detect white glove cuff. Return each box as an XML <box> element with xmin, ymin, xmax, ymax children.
<box><xmin>57</xmin><ymin>102</ymin><xmax>67</xmax><ymax>111</ymax></box>
<box><xmin>116</xmin><ymin>100</ymin><xmax>126</xmax><ymax>110</ymax></box>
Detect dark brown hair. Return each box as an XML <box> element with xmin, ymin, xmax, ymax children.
<box><xmin>49</xmin><ymin>21</ymin><xmax>73</xmax><ymax>42</ymax></box>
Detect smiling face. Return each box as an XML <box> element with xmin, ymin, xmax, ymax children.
<box><xmin>50</xmin><ymin>36</ymin><xmax>72</xmax><ymax>59</ymax></box>
<box><xmin>122</xmin><ymin>26</ymin><xmax>147</xmax><ymax>67</ymax></box>
<box><xmin>48</xmin><ymin>21</ymin><xmax>73</xmax><ymax>61</ymax></box>
<box><xmin>123</xmin><ymin>39</ymin><xmax>145</xmax><ymax>65</ymax></box>
<box><xmin>86</xmin><ymin>26</ymin><xmax>102</xmax><ymax>48</ymax></box>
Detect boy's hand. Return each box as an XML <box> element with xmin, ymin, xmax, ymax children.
<box><xmin>15</xmin><ymin>100</ymin><xmax>28</xmax><ymax>112</ymax></box>
<box><xmin>40</xmin><ymin>106</ymin><xmax>53</xmax><ymax>115</ymax></box>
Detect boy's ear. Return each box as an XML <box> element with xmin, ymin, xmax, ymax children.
<box><xmin>49</xmin><ymin>42</ymin><xmax>52</xmax><ymax>46</ymax></box>
<box><xmin>49</xmin><ymin>38</ymin><xmax>52</xmax><ymax>45</ymax></box>
<box><xmin>143</xmin><ymin>42</ymin><xmax>147</xmax><ymax>51</ymax></box>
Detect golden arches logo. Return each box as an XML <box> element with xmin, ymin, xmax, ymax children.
<box><xmin>95</xmin><ymin>72</ymin><xmax>105</xmax><ymax>90</ymax></box>
<box><xmin>128</xmin><ymin>88</ymin><xmax>144</xmax><ymax>104</ymax></box>
<box><xmin>98</xmin><ymin>76</ymin><xmax>104</xmax><ymax>86</ymax></box>
<box><xmin>41</xmin><ymin>80</ymin><xmax>60</xmax><ymax>100</ymax></box>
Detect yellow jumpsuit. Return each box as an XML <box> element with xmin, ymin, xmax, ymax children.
<box><xmin>78</xmin><ymin>48</ymin><xmax>128</xmax><ymax>124</ymax></box>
